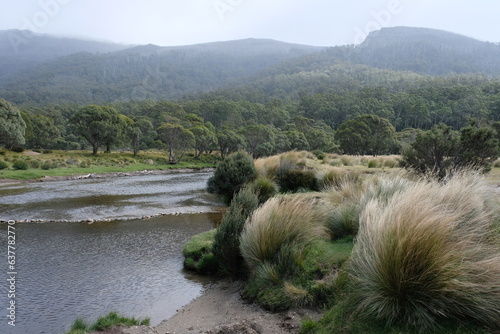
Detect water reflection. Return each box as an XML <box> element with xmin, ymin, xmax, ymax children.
<box><xmin>0</xmin><ymin>172</ymin><xmax>223</xmax><ymax>221</ymax></box>
<box><xmin>0</xmin><ymin>172</ymin><xmax>226</xmax><ymax>334</ymax></box>
<box><xmin>0</xmin><ymin>214</ymin><xmax>222</xmax><ymax>334</ymax></box>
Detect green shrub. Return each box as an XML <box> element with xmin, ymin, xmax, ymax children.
<box><xmin>207</xmin><ymin>151</ymin><xmax>256</xmax><ymax>203</ymax></box>
<box><xmin>212</xmin><ymin>187</ymin><xmax>260</xmax><ymax>277</ymax></box>
<box><xmin>0</xmin><ymin>160</ymin><xmax>8</xmax><ymax>170</ymax></box>
<box><xmin>12</xmin><ymin>160</ymin><xmax>28</xmax><ymax>170</ymax></box>
<box><xmin>275</xmin><ymin>159</ymin><xmax>318</xmax><ymax>192</ymax></box>
<box><xmin>347</xmin><ymin>173</ymin><xmax>500</xmax><ymax>331</ymax></box>
<box><xmin>11</xmin><ymin>146</ymin><xmax>24</xmax><ymax>153</ymax></box>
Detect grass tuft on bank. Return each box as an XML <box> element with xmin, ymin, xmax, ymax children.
<box><xmin>66</xmin><ymin>312</ymin><xmax>150</xmax><ymax>334</ymax></box>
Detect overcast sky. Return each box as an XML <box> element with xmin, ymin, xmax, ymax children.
<box><xmin>1</xmin><ymin>0</ymin><xmax>499</xmax><ymax>47</ymax></box>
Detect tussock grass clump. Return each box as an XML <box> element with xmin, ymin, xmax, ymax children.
<box><xmin>182</xmin><ymin>229</ymin><xmax>218</xmax><ymax>274</ymax></box>
<box><xmin>347</xmin><ymin>173</ymin><xmax>500</xmax><ymax>331</ymax></box>
<box><xmin>249</xmin><ymin>175</ymin><xmax>278</xmax><ymax>203</ymax></box>
<box><xmin>240</xmin><ymin>194</ymin><xmax>329</xmax><ymax>272</ymax></box>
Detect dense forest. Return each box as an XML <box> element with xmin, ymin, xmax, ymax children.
<box><xmin>2</xmin><ymin>26</ymin><xmax>500</xmax><ymax>159</ymax></box>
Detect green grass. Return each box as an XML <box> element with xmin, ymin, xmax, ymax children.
<box><xmin>243</xmin><ymin>237</ymin><xmax>353</xmax><ymax>311</ymax></box>
<box><xmin>182</xmin><ymin>229</ymin><xmax>218</xmax><ymax>274</ymax></box>
<box><xmin>66</xmin><ymin>312</ymin><xmax>150</xmax><ymax>334</ymax></box>
<box><xmin>0</xmin><ymin>150</ymin><xmax>218</xmax><ymax>180</ymax></box>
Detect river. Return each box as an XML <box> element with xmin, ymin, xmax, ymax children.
<box><xmin>0</xmin><ymin>172</ymin><xmax>224</xmax><ymax>334</ymax></box>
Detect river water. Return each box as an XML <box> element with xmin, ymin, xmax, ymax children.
<box><xmin>0</xmin><ymin>172</ymin><xmax>224</xmax><ymax>334</ymax></box>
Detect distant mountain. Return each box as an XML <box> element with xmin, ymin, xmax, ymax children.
<box><xmin>355</xmin><ymin>27</ymin><xmax>500</xmax><ymax>75</ymax></box>
<box><xmin>0</xmin><ymin>30</ymin><xmax>130</xmax><ymax>78</ymax></box>
<box><xmin>1</xmin><ymin>27</ymin><xmax>500</xmax><ymax>106</ymax></box>
<box><xmin>0</xmin><ymin>33</ymin><xmax>323</xmax><ymax>105</ymax></box>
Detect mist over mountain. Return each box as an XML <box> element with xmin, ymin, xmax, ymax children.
<box><xmin>1</xmin><ymin>27</ymin><xmax>499</xmax><ymax>106</ymax></box>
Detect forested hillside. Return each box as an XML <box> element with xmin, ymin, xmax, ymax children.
<box><xmin>0</xmin><ymin>36</ymin><xmax>322</xmax><ymax>105</ymax></box>
<box><xmin>2</xmin><ymin>27</ymin><xmax>500</xmax><ymax>106</ymax></box>
<box><xmin>0</xmin><ymin>30</ymin><xmax>129</xmax><ymax>79</ymax></box>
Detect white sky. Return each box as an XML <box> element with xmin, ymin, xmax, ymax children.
<box><xmin>0</xmin><ymin>0</ymin><xmax>499</xmax><ymax>47</ymax></box>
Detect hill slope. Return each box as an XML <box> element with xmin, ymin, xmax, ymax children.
<box><xmin>1</xmin><ymin>27</ymin><xmax>500</xmax><ymax>106</ymax></box>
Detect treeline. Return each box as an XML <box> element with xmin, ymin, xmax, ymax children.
<box><xmin>3</xmin><ymin>80</ymin><xmax>500</xmax><ymax>159</ymax></box>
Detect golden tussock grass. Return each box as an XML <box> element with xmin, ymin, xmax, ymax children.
<box><xmin>348</xmin><ymin>172</ymin><xmax>500</xmax><ymax>330</ymax></box>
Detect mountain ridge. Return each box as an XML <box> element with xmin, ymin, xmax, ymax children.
<box><xmin>1</xmin><ymin>27</ymin><xmax>500</xmax><ymax>106</ymax></box>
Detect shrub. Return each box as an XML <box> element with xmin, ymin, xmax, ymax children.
<box><xmin>212</xmin><ymin>187</ymin><xmax>260</xmax><ymax>277</ymax></box>
<box><xmin>12</xmin><ymin>160</ymin><xmax>28</xmax><ymax>170</ymax></box>
<box><xmin>10</xmin><ymin>146</ymin><xmax>24</xmax><ymax>153</ymax></box>
<box><xmin>275</xmin><ymin>159</ymin><xmax>318</xmax><ymax>192</ymax></box>
<box><xmin>347</xmin><ymin>173</ymin><xmax>500</xmax><ymax>331</ymax></box>
<box><xmin>0</xmin><ymin>160</ymin><xmax>7</xmax><ymax>170</ymax></box>
<box><xmin>207</xmin><ymin>151</ymin><xmax>256</xmax><ymax>203</ymax></box>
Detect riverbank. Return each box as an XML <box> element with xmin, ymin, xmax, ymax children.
<box><xmin>0</xmin><ymin>166</ymin><xmax>215</xmax><ymax>186</ymax></box>
<box><xmin>87</xmin><ymin>280</ymin><xmax>321</xmax><ymax>334</ymax></box>
<box><xmin>0</xmin><ymin>149</ymin><xmax>219</xmax><ymax>182</ymax></box>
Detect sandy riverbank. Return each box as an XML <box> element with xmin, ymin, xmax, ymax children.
<box><xmin>88</xmin><ymin>281</ymin><xmax>321</xmax><ymax>334</ymax></box>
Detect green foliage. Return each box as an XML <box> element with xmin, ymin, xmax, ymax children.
<box><xmin>275</xmin><ymin>159</ymin><xmax>318</xmax><ymax>192</ymax></box>
<box><xmin>212</xmin><ymin>187</ymin><xmax>260</xmax><ymax>277</ymax></box>
<box><xmin>12</xmin><ymin>160</ymin><xmax>28</xmax><ymax>170</ymax></box>
<box><xmin>157</xmin><ymin>123</ymin><xmax>195</xmax><ymax>164</ymax></box>
<box><xmin>0</xmin><ymin>160</ymin><xmax>8</xmax><ymax>170</ymax></box>
<box><xmin>0</xmin><ymin>98</ymin><xmax>26</xmax><ymax>149</ymax></box>
<box><xmin>207</xmin><ymin>151</ymin><xmax>256</xmax><ymax>202</ymax></box>
<box><xmin>335</xmin><ymin>114</ymin><xmax>397</xmax><ymax>155</ymax></box>
<box><xmin>70</xmin><ymin>105</ymin><xmax>123</xmax><ymax>155</ymax></box>
<box><xmin>401</xmin><ymin>123</ymin><xmax>499</xmax><ymax>179</ymax></box>
<box><xmin>10</xmin><ymin>146</ymin><xmax>24</xmax><ymax>153</ymax></box>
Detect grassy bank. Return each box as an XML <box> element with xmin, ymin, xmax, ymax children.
<box><xmin>0</xmin><ymin>150</ymin><xmax>218</xmax><ymax>180</ymax></box>
<box><xmin>66</xmin><ymin>312</ymin><xmax>150</xmax><ymax>334</ymax></box>
<box><xmin>184</xmin><ymin>151</ymin><xmax>500</xmax><ymax>333</ymax></box>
